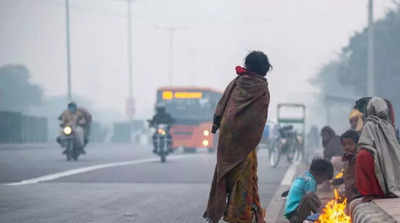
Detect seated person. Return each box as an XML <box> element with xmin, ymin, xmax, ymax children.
<box><xmin>284</xmin><ymin>158</ymin><xmax>334</xmax><ymax>223</ymax></box>
<box><xmin>356</xmin><ymin>97</ymin><xmax>400</xmax><ymax>200</ymax></box>
<box><xmin>332</xmin><ymin>130</ymin><xmax>360</xmax><ymax>201</ymax></box>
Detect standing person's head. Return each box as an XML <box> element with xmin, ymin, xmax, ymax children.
<box><xmin>68</xmin><ymin>102</ymin><xmax>77</xmax><ymax>113</ymax></box>
<box><xmin>244</xmin><ymin>51</ymin><xmax>272</xmax><ymax>76</ymax></box>
<box><xmin>309</xmin><ymin>158</ymin><xmax>334</xmax><ymax>184</ymax></box>
<box><xmin>340</xmin><ymin>130</ymin><xmax>359</xmax><ymax>155</ymax></box>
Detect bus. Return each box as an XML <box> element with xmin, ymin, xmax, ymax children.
<box><xmin>156</xmin><ymin>86</ymin><xmax>222</xmax><ymax>152</ymax></box>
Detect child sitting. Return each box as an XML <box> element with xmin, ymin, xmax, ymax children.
<box><xmin>284</xmin><ymin>158</ymin><xmax>334</xmax><ymax>223</ymax></box>
<box><xmin>337</xmin><ymin>130</ymin><xmax>360</xmax><ymax>201</ymax></box>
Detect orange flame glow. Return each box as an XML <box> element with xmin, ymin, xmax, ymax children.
<box><xmin>316</xmin><ymin>189</ymin><xmax>351</xmax><ymax>223</ymax></box>
<box><xmin>335</xmin><ymin>169</ymin><xmax>344</xmax><ymax>179</ymax></box>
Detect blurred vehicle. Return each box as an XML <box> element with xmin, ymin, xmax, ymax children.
<box><xmin>155</xmin><ymin>87</ymin><xmax>222</xmax><ymax>153</ymax></box>
<box><xmin>58</xmin><ymin>124</ymin><xmax>84</xmax><ymax>161</ymax></box>
<box><xmin>268</xmin><ymin>103</ymin><xmax>306</xmax><ymax>167</ymax></box>
<box><xmin>258</xmin><ymin>121</ymin><xmax>279</xmax><ymax>150</ymax></box>
<box><xmin>152</xmin><ymin>123</ymin><xmax>171</xmax><ymax>162</ymax></box>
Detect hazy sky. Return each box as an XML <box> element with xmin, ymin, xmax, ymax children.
<box><xmin>0</xmin><ymin>0</ymin><xmax>396</xmax><ymax>121</ymax></box>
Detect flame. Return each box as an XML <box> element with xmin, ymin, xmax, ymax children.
<box><xmin>316</xmin><ymin>189</ymin><xmax>351</xmax><ymax>223</ymax></box>
<box><xmin>335</xmin><ymin>169</ymin><xmax>344</xmax><ymax>179</ymax></box>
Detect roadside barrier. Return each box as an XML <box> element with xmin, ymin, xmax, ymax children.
<box><xmin>0</xmin><ymin>111</ymin><xmax>48</xmax><ymax>143</ymax></box>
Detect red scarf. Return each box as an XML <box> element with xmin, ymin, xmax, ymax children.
<box><xmin>235</xmin><ymin>66</ymin><xmax>247</xmax><ymax>75</ymax></box>
<box><xmin>235</xmin><ymin>66</ymin><xmax>260</xmax><ymax>76</ymax></box>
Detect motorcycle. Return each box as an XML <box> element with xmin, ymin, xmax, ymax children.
<box><xmin>268</xmin><ymin>125</ymin><xmax>302</xmax><ymax>168</ymax></box>
<box><xmin>153</xmin><ymin>124</ymin><xmax>171</xmax><ymax>163</ymax></box>
<box><xmin>58</xmin><ymin>124</ymin><xmax>84</xmax><ymax>161</ymax></box>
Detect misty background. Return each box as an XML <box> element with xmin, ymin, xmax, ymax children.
<box><xmin>0</xmin><ymin>0</ymin><xmax>398</xmax><ymax>137</ymax></box>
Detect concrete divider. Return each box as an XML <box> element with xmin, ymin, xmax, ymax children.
<box><xmin>0</xmin><ymin>111</ymin><xmax>48</xmax><ymax>143</ymax></box>
<box><xmin>350</xmin><ymin>198</ymin><xmax>399</xmax><ymax>223</ymax></box>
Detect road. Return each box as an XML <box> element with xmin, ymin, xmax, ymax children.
<box><xmin>0</xmin><ymin>143</ymin><xmax>289</xmax><ymax>223</ymax></box>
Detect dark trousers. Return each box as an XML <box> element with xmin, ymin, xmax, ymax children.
<box><xmin>288</xmin><ymin>192</ymin><xmax>321</xmax><ymax>223</ymax></box>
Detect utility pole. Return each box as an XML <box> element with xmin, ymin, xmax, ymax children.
<box><xmin>126</xmin><ymin>0</ymin><xmax>136</xmax><ymax>121</ymax></box>
<box><xmin>127</xmin><ymin>0</ymin><xmax>133</xmax><ymax>105</ymax></box>
<box><xmin>155</xmin><ymin>26</ymin><xmax>187</xmax><ymax>86</ymax></box>
<box><xmin>367</xmin><ymin>0</ymin><xmax>375</xmax><ymax>96</ymax></box>
<box><xmin>167</xmin><ymin>27</ymin><xmax>175</xmax><ymax>86</ymax></box>
<box><xmin>65</xmin><ymin>0</ymin><xmax>72</xmax><ymax>101</ymax></box>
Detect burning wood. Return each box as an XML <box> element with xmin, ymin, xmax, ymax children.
<box><xmin>316</xmin><ymin>188</ymin><xmax>351</xmax><ymax>223</ymax></box>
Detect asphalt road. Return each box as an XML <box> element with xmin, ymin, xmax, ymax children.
<box><xmin>0</xmin><ymin>143</ymin><xmax>289</xmax><ymax>223</ymax></box>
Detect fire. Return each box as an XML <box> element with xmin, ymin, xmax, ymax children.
<box><xmin>316</xmin><ymin>189</ymin><xmax>351</xmax><ymax>223</ymax></box>
<box><xmin>335</xmin><ymin>169</ymin><xmax>344</xmax><ymax>179</ymax></box>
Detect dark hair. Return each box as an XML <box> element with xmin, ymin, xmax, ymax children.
<box><xmin>310</xmin><ymin>158</ymin><xmax>334</xmax><ymax>180</ymax></box>
<box><xmin>340</xmin><ymin>130</ymin><xmax>360</xmax><ymax>144</ymax></box>
<box><xmin>245</xmin><ymin>51</ymin><xmax>272</xmax><ymax>76</ymax></box>
<box><xmin>68</xmin><ymin>102</ymin><xmax>77</xmax><ymax>109</ymax></box>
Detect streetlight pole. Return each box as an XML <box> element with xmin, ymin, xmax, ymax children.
<box><xmin>155</xmin><ymin>26</ymin><xmax>187</xmax><ymax>86</ymax></box>
<box><xmin>65</xmin><ymin>0</ymin><xmax>72</xmax><ymax>101</ymax></box>
<box><xmin>367</xmin><ymin>0</ymin><xmax>375</xmax><ymax>96</ymax></box>
<box><xmin>167</xmin><ymin>27</ymin><xmax>175</xmax><ymax>86</ymax></box>
<box><xmin>127</xmin><ymin>0</ymin><xmax>134</xmax><ymax>104</ymax></box>
<box><xmin>125</xmin><ymin>0</ymin><xmax>136</xmax><ymax>122</ymax></box>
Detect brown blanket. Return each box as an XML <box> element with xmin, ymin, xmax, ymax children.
<box><xmin>204</xmin><ymin>73</ymin><xmax>270</xmax><ymax>223</ymax></box>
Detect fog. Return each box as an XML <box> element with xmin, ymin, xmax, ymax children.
<box><xmin>0</xmin><ymin>0</ymin><xmax>396</xmax><ymax>126</ymax></box>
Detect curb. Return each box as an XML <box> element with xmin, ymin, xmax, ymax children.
<box><xmin>351</xmin><ymin>199</ymin><xmax>398</xmax><ymax>223</ymax></box>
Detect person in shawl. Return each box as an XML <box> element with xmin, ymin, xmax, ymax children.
<box><xmin>320</xmin><ymin>126</ymin><xmax>344</xmax><ymax>161</ymax></box>
<box><xmin>203</xmin><ymin>51</ymin><xmax>272</xmax><ymax>223</ymax></box>
<box><xmin>320</xmin><ymin>126</ymin><xmax>344</xmax><ymax>177</ymax></box>
<box><xmin>356</xmin><ymin>97</ymin><xmax>400</xmax><ymax>200</ymax></box>
<box><xmin>349</xmin><ymin>109</ymin><xmax>364</xmax><ymax>133</ymax></box>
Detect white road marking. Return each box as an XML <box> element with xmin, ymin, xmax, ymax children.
<box><xmin>281</xmin><ymin>163</ymin><xmax>298</xmax><ymax>186</ymax></box>
<box><xmin>5</xmin><ymin>155</ymin><xmax>193</xmax><ymax>186</ymax></box>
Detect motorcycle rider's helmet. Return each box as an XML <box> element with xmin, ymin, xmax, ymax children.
<box><xmin>68</xmin><ymin>102</ymin><xmax>78</xmax><ymax>113</ymax></box>
<box><xmin>155</xmin><ymin>103</ymin><xmax>166</xmax><ymax>113</ymax></box>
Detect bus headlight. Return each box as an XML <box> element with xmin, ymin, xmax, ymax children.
<box><xmin>203</xmin><ymin>130</ymin><xmax>210</xmax><ymax>136</ymax></box>
<box><xmin>202</xmin><ymin>139</ymin><xmax>209</xmax><ymax>147</ymax></box>
<box><xmin>63</xmin><ymin>126</ymin><xmax>72</xmax><ymax>135</ymax></box>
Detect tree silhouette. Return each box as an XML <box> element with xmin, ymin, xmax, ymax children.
<box><xmin>0</xmin><ymin>64</ymin><xmax>43</xmax><ymax>112</ymax></box>
<box><xmin>311</xmin><ymin>5</ymin><xmax>400</xmax><ymax>120</ymax></box>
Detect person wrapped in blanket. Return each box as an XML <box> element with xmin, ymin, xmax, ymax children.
<box><xmin>284</xmin><ymin>158</ymin><xmax>334</xmax><ymax>223</ymax></box>
<box><xmin>355</xmin><ymin>97</ymin><xmax>400</xmax><ymax>200</ymax></box>
<box><xmin>203</xmin><ymin>51</ymin><xmax>272</xmax><ymax>223</ymax></box>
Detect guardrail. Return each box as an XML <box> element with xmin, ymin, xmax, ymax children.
<box><xmin>0</xmin><ymin>111</ymin><xmax>48</xmax><ymax>143</ymax></box>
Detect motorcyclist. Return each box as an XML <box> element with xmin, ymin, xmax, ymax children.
<box><xmin>149</xmin><ymin>104</ymin><xmax>175</xmax><ymax>153</ymax></box>
<box><xmin>58</xmin><ymin>102</ymin><xmax>91</xmax><ymax>154</ymax></box>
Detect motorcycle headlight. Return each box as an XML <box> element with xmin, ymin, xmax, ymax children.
<box><xmin>64</xmin><ymin>126</ymin><xmax>72</xmax><ymax>135</ymax></box>
<box><xmin>202</xmin><ymin>139</ymin><xmax>209</xmax><ymax>147</ymax></box>
<box><xmin>158</xmin><ymin>128</ymin><xmax>166</xmax><ymax>135</ymax></box>
<box><xmin>203</xmin><ymin>130</ymin><xmax>210</xmax><ymax>136</ymax></box>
